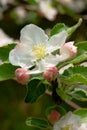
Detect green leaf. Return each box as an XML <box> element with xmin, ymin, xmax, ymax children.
<box><xmin>67</xmin><ymin>18</ymin><xmax>82</xmax><ymax>36</ymax></box>
<box><xmin>0</xmin><ymin>44</ymin><xmax>15</xmax><ymax>62</ymax></box>
<box><xmin>59</xmin><ymin>66</ymin><xmax>87</xmax><ymax>85</ymax></box>
<box><xmin>25</xmin><ymin>78</ymin><xmax>46</xmax><ymax>103</ymax></box>
<box><xmin>27</xmin><ymin>0</ymin><xmax>37</xmax><ymax>5</ymax></box>
<box><xmin>56</xmin><ymin>88</ymin><xmax>72</xmax><ymax>102</ymax></box>
<box><xmin>69</xmin><ymin>88</ymin><xmax>87</xmax><ymax>101</ymax></box>
<box><xmin>74</xmin><ymin>108</ymin><xmax>87</xmax><ymax>122</ymax></box>
<box><xmin>70</xmin><ymin>41</ymin><xmax>87</xmax><ymax>64</ymax></box>
<box><xmin>26</xmin><ymin>117</ymin><xmax>50</xmax><ymax>129</ymax></box>
<box><xmin>0</xmin><ymin>63</ymin><xmax>17</xmax><ymax>81</ymax></box>
<box><xmin>50</xmin><ymin>23</ymin><xmax>67</xmax><ymax>36</ymax></box>
<box><xmin>45</xmin><ymin>105</ymin><xmax>66</xmax><ymax>117</ymax></box>
<box><xmin>50</xmin><ymin>18</ymin><xmax>82</xmax><ymax>36</ymax></box>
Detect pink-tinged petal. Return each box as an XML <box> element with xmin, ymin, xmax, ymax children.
<box><xmin>60</xmin><ymin>41</ymin><xmax>77</xmax><ymax>59</ymax></box>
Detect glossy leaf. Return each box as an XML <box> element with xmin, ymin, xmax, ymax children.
<box><xmin>50</xmin><ymin>23</ymin><xmax>67</xmax><ymax>36</ymax></box>
<box><xmin>45</xmin><ymin>105</ymin><xmax>66</xmax><ymax>117</ymax></box>
<box><xmin>56</xmin><ymin>88</ymin><xmax>72</xmax><ymax>102</ymax></box>
<box><xmin>25</xmin><ymin>78</ymin><xmax>46</xmax><ymax>103</ymax></box>
<box><xmin>27</xmin><ymin>0</ymin><xmax>37</xmax><ymax>5</ymax></box>
<box><xmin>59</xmin><ymin>66</ymin><xmax>87</xmax><ymax>85</ymax></box>
<box><xmin>50</xmin><ymin>18</ymin><xmax>82</xmax><ymax>36</ymax></box>
<box><xmin>67</xmin><ymin>18</ymin><xmax>82</xmax><ymax>36</ymax></box>
<box><xmin>69</xmin><ymin>88</ymin><xmax>87</xmax><ymax>101</ymax></box>
<box><xmin>26</xmin><ymin>117</ymin><xmax>50</xmax><ymax>129</ymax></box>
<box><xmin>0</xmin><ymin>44</ymin><xmax>15</xmax><ymax>62</ymax></box>
<box><xmin>0</xmin><ymin>63</ymin><xmax>17</xmax><ymax>81</ymax></box>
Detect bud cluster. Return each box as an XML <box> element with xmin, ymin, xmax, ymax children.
<box><xmin>43</xmin><ymin>66</ymin><xmax>58</xmax><ymax>81</ymax></box>
<box><xmin>15</xmin><ymin>68</ymin><xmax>29</xmax><ymax>85</ymax></box>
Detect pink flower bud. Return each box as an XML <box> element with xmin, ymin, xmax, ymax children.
<box><xmin>15</xmin><ymin>68</ymin><xmax>29</xmax><ymax>85</ymax></box>
<box><xmin>47</xmin><ymin>110</ymin><xmax>60</xmax><ymax>124</ymax></box>
<box><xmin>43</xmin><ymin>66</ymin><xmax>58</xmax><ymax>81</ymax></box>
<box><xmin>60</xmin><ymin>41</ymin><xmax>77</xmax><ymax>58</ymax></box>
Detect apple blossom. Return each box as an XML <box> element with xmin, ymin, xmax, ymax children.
<box><xmin>53</xmin><ymin>112</ymin><xmax>81</xmax><ymax>130</ymax></box>
<box><xmin>0</xmin><ymin>29</ymin><xmax>13</xmax><ymax>47</ymax></box>
<box><xmin>39</xmin><ymin>0</ymin><xmax>57</xmax><ymax>21</ymax></box>
<box><xmin>15</xmin><ymin>68</ymin><xmax>30</xmax><ymax>85</ymax></box>
<box><xmin>79</xmin><ymin>123</ymin><xmax>87</xmax><ymax>130</ymax></box>
<box><xmin>57</xmin><ymin>0</ymin><xmax>86</xmax><ymax>13</ymax></box>
<box><xmin>43</xmin><ymin>66</ymin><xmax>58</xmax><ymax>81</ymax></box>
<box><xmin>0</xmin><ymin>0</ymin><xmax>14</xmax><ymax>6</ymax></box>
<box><xmin>9</xmin><ymin>24</ymin><xmax>68</xmax><ymax>75</ymax></box>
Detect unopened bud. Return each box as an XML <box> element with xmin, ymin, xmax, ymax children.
<box><xmin>60</xmin><ymin>41</ymin><xmax>77</xmax><ymax>58</ymax></box>
<box><xmin>43</xmin><ymin>66</ymin><xmax>58</xmax><ymax>81</ymax></box>
<box><xmin>15</xmin><ymin>68</ymin><xmax>29</xmax><ymax>85</ymax></box>
<box><xmin>47</xmin><ymin>110</ymin><xmax>60</xmax><ymax>124</ymax></box>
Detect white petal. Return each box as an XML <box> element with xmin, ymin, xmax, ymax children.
<box><xmin>39</xmin><ymin>0</ymin><xmax>57</xmax><ymax>21</ymax></box>
<box><xmin>31</xmin><ymin>55</ymin><xmax>59</xmax><ymax>72</ymax></box>
<box><xmin>20</xmin><ymin>24</ymin><xmax>48</xmax><ymax>46</ymax></box>
<box><xmin>27</xmin><ymin>61</ymin><xmax>44</xmax><ymax>75</ymax></box>
<box><xmin>56</xmin><ymin>53</ymin><xmax>71</xmax><ymax>63</ymax></box>
<box><xmin>47</xmin><ymin>31</ymin><xmax>68</xmax><ymax>53</ymax></box>
<box><xmin>53</xmin><ymin>112</ymin><xmax>81</xmax><ymax>130</ymax></box>
<box><xmin>44</xmin><ymin>53</ymin><xmax>70</xmax><ymax>67</ymax></box>
<box><xmin>9</xmin><ymin>44</ymin><xmax>35</xmax><ymax>68</ymax></box>
<box><xmin>28</xmin><ymin>69</ymin><xmax>42</xmax><ymax>75</ymax></box>
<box><xmin>44</xmin><ymin>54</ymin><xmax>60</xmax><ymax>67</ymax></box>
<box><xmin>79</xmin><ymin>123</ymin><xmax>87</xmax><ymax>130</ymax></box>
<box><xmin>59</xmin><ymin>64</ymin><xmax>73</xmax><ymax>74</ymax></box>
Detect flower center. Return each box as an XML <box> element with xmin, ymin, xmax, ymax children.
<box><xmin>32</xmin><ymin>43</ymin><xmax>47</xmax><ymax>59</ymax></box>
<box><xmin>61</xmin><ymin>124</ymin><xmax>73</xmax><ymax>130</ymax></box>
<box><xmin>46</xmin><ymin>4</ymin><xmax>52</xmax><ymax>10</ymax></box>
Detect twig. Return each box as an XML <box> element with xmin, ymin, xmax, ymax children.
<box><xmin>66</xmin><ymin>100</ymin><xmax>81</xmax><ymax>109</ymax></box>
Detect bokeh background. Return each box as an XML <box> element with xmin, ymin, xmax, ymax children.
<box><xmin>0</xmin><ymin>0</ymin><xmax>87</xmax><ymax>130</ymax></box>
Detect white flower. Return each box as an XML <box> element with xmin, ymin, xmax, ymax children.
<box><xmin>0</xmin><ymin>59</ymin><xmax>3</xmax><ymax>65</ymax></box>
<box><xmin>80</xmin><ymin>62</ymin><xmax>87</xmax><ymax>67</ymax></box>
<box><xmin>9</xmin><ymin>24</ymin><xmax>68</xmax><ymax>74</ymax></box>
<box><xmin>13</xmin><ymin>6</ymin><xmax>27</xmax><ymax>24</ymax></box>
<box><xmin>57</xmin><ymin>0</ymin><xmax>86</xmax><ymax>13</ymax></box>
<box><xmin>0</xmin><ymin>0</ymin><xmax>14</xmax><ymax>6</ymax></box>
<box><xmin>39</xmin><ymin>0</ymin><xmax>57</xmax><ymax>21</ymax></box>
<box><xmin>79</xmin><ymin>123</ymin><xmax>87</xmax><ymax>130</ymax></box>
<box><xmin>0</xmin><ymin>29</ymin><xmax>13</xmax><ymax>47</ymax></box>
<box><xmin>53</xmin><ymin>112</ymin><xmax>81</xmax><ymax>130</ymax></box>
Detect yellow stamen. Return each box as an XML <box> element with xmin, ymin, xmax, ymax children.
<box><xmin>61</xmin><ymin>124</ymin><xmax>73</xmax><ymax>130</ymax></box>
<box><xmin>32</xmin><ymin>43</ymin><xmax>47</xmax><ymax>59</ymax></box>
<box><xmin>46</xmin><ymin>4</ymin><xmax>52</xmax><ymax>10</ymax></box>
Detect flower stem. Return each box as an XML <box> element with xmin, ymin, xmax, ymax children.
<box><xmin>66</xmin><ymin>100</ymin><xmax>81</xmax><ymax>109</ymax></box>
